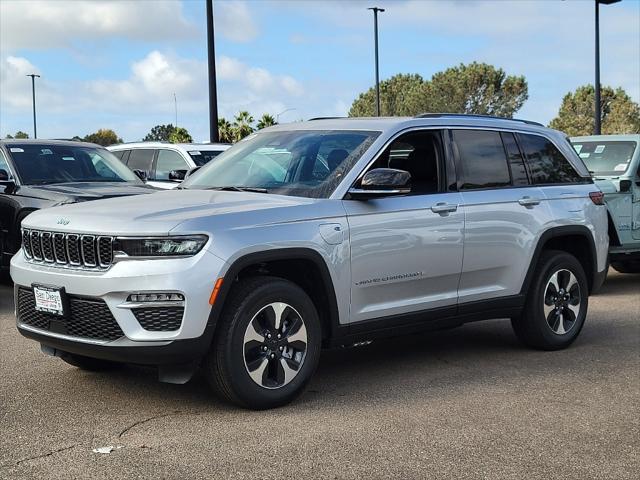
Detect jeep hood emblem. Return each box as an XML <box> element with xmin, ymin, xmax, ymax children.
<box><xmin>57</xmin><ymin>218</ymin><xmax>70</xmax><ymax>225</ymax></box>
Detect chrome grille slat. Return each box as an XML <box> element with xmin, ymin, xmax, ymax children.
<box><xmin>21</xmin><ymin>229</ymin><xmax>112</xmax><ymax>270</ymax></box>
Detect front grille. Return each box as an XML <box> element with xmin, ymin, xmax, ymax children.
<box><xmin>22</xmin><ymin>229</ymin><xmax>113</xmax><ymax>270</ymax></box>
<box><xmin>133</xmin><ymin>307</ymin><xmax>184</xmax><ymax>331</ymax></box>
<box><xmin>17</xmin><ymin>288</ymin><xmax>124</xmax><ymax>341</ymax></box>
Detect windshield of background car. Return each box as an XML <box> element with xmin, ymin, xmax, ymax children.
<box><xmin>182</xmin><ymin>130</ymin><xmax>380</xmax><ymax>198</ymax></box>
<box><xmin>571</xmin><ymin>141</ymin><xmax>637</xmax><ymax>176</ymax></box>
<box><xmin>7</xmin><ymin>143</ymin><xmax>141</xmax><ymax>185</ymax></box>
<box><xmin>188</xmin><ymin>149</ymin><xmax>225</xmax><ymax>166</ymax></box>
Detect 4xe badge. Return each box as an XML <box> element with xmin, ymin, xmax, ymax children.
<box><xmin>56</xmin><ymin>218</ymin><xmax>70</xmax><ymax>225</ymax></box>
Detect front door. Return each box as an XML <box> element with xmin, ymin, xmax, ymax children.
<box><xmin>343</xmin><ymin>129</ymin><xmax>464</xmax><ymax>323</ymax></box>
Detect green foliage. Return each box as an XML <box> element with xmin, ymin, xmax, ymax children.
<box><xmin>218</xmin><ymin>118</ymin><xmax>234</xmax><ymax>143</ymax></box>
<box><xmin>257</xmin><ymin>113</ymin><xmax>277</xmax><ymax>130</ymax></box>
<box><xmin>5</xmin><ymin>131</ymin><xmax>29</xmax><ymax>139</ymax></box>
<box><xmin>349</xmin><ymin>63</ymin><xmax>528</xmax><ymax>118</ymax></box>
<box><xmin>549</xmin><ymin>85</ymin><xmax>640</xmax><ymax>135</ymax></box>
<box><xmin>233</xmin><ymin>111</ymin><xmax>255</xmax><ymax>141</ymax></box>
<box><xmin>83</xmin><ymin>128</ymin><xmax>122</xmax><ymax>146</ymax></box>
<box><xmin>143</xmin><ymin>124</ymin><xmax>175</xmax><ymax>142</ymax></box>
<box><xmin>168</xmin><ymin>126</ymin><xmax>193</xmax><ymax>144</ymax></box>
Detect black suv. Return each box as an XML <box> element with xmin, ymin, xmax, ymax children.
<box><xmin>0</xmin><ymin>139</ymin><xmax>154</xmax><ymax>271</ymax></box>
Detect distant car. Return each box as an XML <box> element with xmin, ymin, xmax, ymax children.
<box><xmin>571</xmin><ymin>134</ymin><xmax>640</xmax><ymax>273</ymax></box>
<box><xmin>108</xmin><ymin>142</ymin><xmax>230</xmax><ymax>189</ymax></box>
<box><xmin>0</xmin><ymin>139</ymin><xmax>155</xmax><ymax>271</ymax></box>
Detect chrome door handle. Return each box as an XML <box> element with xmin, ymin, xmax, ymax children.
<box><xmin>518</xmin><ymin>196</ymin><xmax>541</xmax><ymax>207</ymax></box>
<box><xmin>431</xmin><ymin>203</ymin><xmax>458</xmax><ymax>214</ymax></box>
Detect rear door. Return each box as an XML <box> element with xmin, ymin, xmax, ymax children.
<box><xmin>453</xmin><ymin>129</ymin><xmax>548</xmax><ymax>304</ymax></box>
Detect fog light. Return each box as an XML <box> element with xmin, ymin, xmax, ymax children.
<box><xmin>128</xmin><ymin>293</ymin><xmax>184</xmax><ymax>302</ymax></box>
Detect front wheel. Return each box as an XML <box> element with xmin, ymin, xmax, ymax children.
<box><xmin>512</xmin><ymin>250</ymin><xmax>588</xmax><ymax>350</ymax></box>
<box><xmin>204</xmin><ymin>276</ymin><xmax>322</xmax><ymax>409</ymax></box>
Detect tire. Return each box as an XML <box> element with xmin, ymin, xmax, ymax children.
<box><xmin>204</xmin><ymin>276</ymin><xmax>322</xmax><ymax>409</ymax></box>
<box><xmin>611</xmin><ymin>260</ymin><xmax>640</xmax><ymax>274</ymax></box>
<box><xmin>59</xmin><ymin>352</ymin><xmax>120</xmax><ymax>371</ymax></box>
<box><xmin>511</xmin><ymin>250</ymin><xmax>588</xmax><ymax>350</ymax></box>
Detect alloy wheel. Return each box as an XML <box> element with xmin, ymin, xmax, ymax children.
<box><xmin>543</xmin><ymin>269</ymin><xmax>582</xmax><ymax>335</ymax></box>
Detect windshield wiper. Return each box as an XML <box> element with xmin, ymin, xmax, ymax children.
<box><xmin>206</xmin><ymin>186</ymin><xmax>269</xmax><ymax>193</ymax></box>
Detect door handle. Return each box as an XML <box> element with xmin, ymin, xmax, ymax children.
<box><xmin>431</xmin><ymin>202</ymin><xmax>458</xmax><ymax>214</ymax></box>
<box><xmin>518</xmin><ymin>196</ymin><xmax>541</xmax><ymax>207</ymax></box>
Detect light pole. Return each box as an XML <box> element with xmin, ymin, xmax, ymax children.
<box><xmin>206</xmin><ymin>0</ymin><xmax>219</xmax><ymax>142</ymax></box>
<box><xmin>174</xmin><ymin>93</ymin><xmax>178</xmax><ymax>129</ymax></box>
<box><xmin>368</xmin><ymin>7</ymin><xmax>385</xmax><ymax>117</ymax></box>
<box><xmin>26</xmin><ymin>74</ymin><xmax>40</xmax><ymax>138</ymax></box>
<box><xmin>276</xmin><ymin>108</ymin><xmax>296</xmax><ymax>123</ymax></box>
<box><xmin>594</xmin><ymin>0</ymin><xmax>621</xmax><ymax>135</ymax></box>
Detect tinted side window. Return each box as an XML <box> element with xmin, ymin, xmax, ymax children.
<box><xmin>500</xmin><ymin>132</ymin><xmax>529</xmax><ymax>186</ymax></box>
<box><xmin>452</xmin><ymin>130</ymin><xmax>510</xmax><ymax>189</ymax></box>
<box><xmin>155</xmin><ymin>149</ymin><xmax>189</xmax><ymax>180</ymax></box>
<box><xmin>127</xmin><ymin>149</ymin><xmax>154</xmax><ymax>172</ymax></box>
<box><xmin>518</xmin><ymin>134</ymin><xmax>582</xmax><ymax>184</ymax></box>
<box><xmin>111</xmin><ymin>150</ymin><xmax>125</xmax><ymax>160</ymax></box>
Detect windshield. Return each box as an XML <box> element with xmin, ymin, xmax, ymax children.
<box><xmin>188</xmin><ymin>149</ymin><xmax>225</xmax><ymax>166</ymax></box>
<box><xmin>182</xmin><ymin>130</ymin><xmax>380</xmax><ymax>198</ymax></box>
<box><xmin>571</xmin><ymin>141</ymin><xmax>637</xmax><ymax>176</ymax></box>
<box><xmin>8</xmin><ymin>143</ymin><xmax>141</xmax><ymax>185</ymax></box>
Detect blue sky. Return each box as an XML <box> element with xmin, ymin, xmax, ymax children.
<box><xmin>1</xmin><ymin>0</ymin><xmax>639</xmax><ymax>142</ymax></box>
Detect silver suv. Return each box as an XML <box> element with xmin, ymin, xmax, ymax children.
<box><xmin>11</xmin><ymin>115</ymin><xmax>608</xmax><ymax>409</ymax></box>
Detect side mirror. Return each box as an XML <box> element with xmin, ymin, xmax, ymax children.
<box><xmin>0</xmin><ymin>169</ymin><xmax>9</xmax><ymax>181</ymax></box>
<box><xmin>133</xmin><ymin>169</ymin><xmax>147</xmax><ymax>182</ymax></box>
<box><xmin>619</xmin><ymin>179</ymin><xmax>632</xmax><ymax>192</ymax></box>
<box><xmin>348</xmin><ymin>168</ymin><xmax>411</xmax><ymax>200</ymax></box>
<box><xmin>168</xmin><ymin>169</ymin><xmax>187</xmax><ymax>182</ymax></box>
<box><xmin>0</xmin><ymin>169</ymin><xmax>16</xmax><ymax>193</ymax></box>
<box><xmin>185</xmin><ymin>166</ymin><xmax>201</xmax><ymax>179</ymax></box>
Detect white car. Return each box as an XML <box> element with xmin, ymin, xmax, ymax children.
<box><xmin>108</xmin><ymin>142</ymin><xmax>230</xmax><ymax>189</ymax></box>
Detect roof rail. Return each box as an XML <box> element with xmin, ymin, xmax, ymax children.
<box><xmin>414</xmin><ymin>113</ymin><xmax>544</xmax><ymax>127</ymax></box>
<box><xmin>307</xmin><ymin>116</ymin><xmax>347</xmax><ymax>121</ymax></box>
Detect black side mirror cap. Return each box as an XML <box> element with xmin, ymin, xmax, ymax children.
<box><xmin>168</xmin><ymin>169</ymin><xmax>187</xmax><ymax>182</ymax></box>
<box><xmin>185</xmin><ymin>166</ymin><xmax>201</xmax><ymax>179</ymax></box>
<box><xmin>133</xmin><ymin>169</ymin><xmax>147</xmax><ymax>182</ymax></box>
<box><xmin>348</xmin><ymin>168</ymin><xmax>412</xmax><ymax>200</ymax></box>
<box><xmin>619</xmin><ymin>179</ymin><xmax>632</xmax><ymax>192</ymax></box>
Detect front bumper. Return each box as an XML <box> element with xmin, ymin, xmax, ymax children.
<box><xmin>10</xmin><ymin>249</ymin><xmax>227</xmax><ymax>360</ymax></box>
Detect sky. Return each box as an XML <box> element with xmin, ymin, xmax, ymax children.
<box><xmin>1</xmin><ymin>0</ymin><xmax>639</xmax><ymax>142</ymax></box>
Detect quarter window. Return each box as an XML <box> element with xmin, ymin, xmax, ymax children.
<box><xmin>452</xmin><ymin>130</ymin><xmax>510</xmax><ymax>189</ymax></box>
<box><xmin>518</xmin><ymin>134</ymin><xmax>582</xmax><ymax>184</ymax></box>
<box><xmin>127</xmin><ymin>149</ymin><xmax>154</xmax><ymax>173</ymax></box>
<box><xmin>155</xmin><ymin>149</ymin><xmax>189</xmax><ymax>180</ymax></box>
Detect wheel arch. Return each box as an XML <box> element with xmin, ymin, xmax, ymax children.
<box><xmin>521</xmin><ymin>226</ymin><xmax>598</xmax><ymax>295</ymax></box>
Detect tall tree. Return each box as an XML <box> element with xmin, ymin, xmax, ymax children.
<box><xmin>217</xmin><ymin>118</ymin><xmax>234</xmax><ymax>143</ymax></box>
<box><xmin>13</xmin><ymin>131</ymin><xmax>29</xmax><ymax>139</ymax></box>
<box><xmin>257</xmin><ymin>113</ymin><xmax>277</xmax><ymax>130</ymax></box>
<box><xmin>549</xmin><ymin>85</ymin><xmax>640</xmax><ymax>135</ymax></box>
<box><xmin>83</xmin><ymin>129</ymin><xmax>122</xmax><ymax>146</ymax></box>
<box><xmin>143</xmin><ymin>124</ymin><xmax>175</xmax><ymax>142</ymax></box>
<box><xmin>168</xmin><ymin>127</ymin><xmax>193</xmax><ymax>144</ymax></box>
<box><xmin>349</xmin><ymin>63</ymin><xmax>528</xmax><ymax>118</ymax></box>
<box><xmin>233</xmin><ymin>111</ymin><xmax>254</xmax><ymax>141</ymax></box>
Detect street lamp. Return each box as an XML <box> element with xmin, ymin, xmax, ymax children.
<box><xmin>368</xmin><ymin>7</ymin><xmax>385</xmax><ymax>117</ymax></box>
<box><xmin>594</xmin><ymin>0</ymin><xmax>621</xmax><ymax>135</ymax></box>
<box><xmin>276</xmin><ymin>108</ymin><xmax>296</xmax><ymax>123</ymax></box>
<box><xmin>26</xmin><ymin>74</ymin><xmax>40</xmax><ymax>138</ymax></box>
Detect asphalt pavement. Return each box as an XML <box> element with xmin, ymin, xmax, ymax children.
<box><xmin>1</xmin><ymin>270</ymin><xmax>638</xmax><ymax>479</ymax></box>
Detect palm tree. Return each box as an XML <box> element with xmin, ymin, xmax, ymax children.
<box><xmin>257</xmin><ymin>113</ymin><xmax>277</xmax><ymax>130</ymax></box>
<box><xmin>217</xmin><ymin>118</ymin><xmax>234</xmax><ymax>143</ymax></box>
<box><xmin>233</xmin><ymin>111</ymin><xmax>254</xmax><ymax>142</ymax></box>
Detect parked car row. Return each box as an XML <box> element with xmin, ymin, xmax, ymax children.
<box><xmin>1</xmin><ymin>114</ymin><xmax>635</xmax><ymax>409</ymax></box>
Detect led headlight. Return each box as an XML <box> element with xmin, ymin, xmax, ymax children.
<box><xmin>114</xmin><ymin>235</ymin><xmax>208</xmax><ymax>258</ymax></box>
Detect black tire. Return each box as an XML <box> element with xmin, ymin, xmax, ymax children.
<box><xmin>204</xmin><ymin>276</ymin><xmax>322</xmax><ymax>409</ymax></box>
<box><xmin>511</xmin><ymin>250</ymin><xmax>588</xmax><ymax>350</ymax></box>
<box><xmin>611</xmin><ymin>260</ymin><xmax>640</xmax><ymax>274</ymax></box>
<box><xmin>59</xmin><ymin>352</ymin><xmax>120</xmax><ymax>371</ymax></box>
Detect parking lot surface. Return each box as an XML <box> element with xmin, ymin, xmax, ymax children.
<box><xmin>0</xmin><ymin>271</ymin><xmax>638</xmax><ymax>479</ymax></box>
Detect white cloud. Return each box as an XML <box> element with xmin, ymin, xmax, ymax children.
<box><xmin>0</xmin><ymin>0</ymin><xmax>195</xmax><ymax>50</ymax></box>
<box><xmin>217</xmin><ymin>55</ymin><xmax>304</xmax><ymax>97</ymax></box>
<box><xmin>215</xmin><ymin>1</ymin><xmax>259</xmax><ymax>43</ymax></box>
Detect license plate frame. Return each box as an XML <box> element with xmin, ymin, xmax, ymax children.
<box><xmin>32</xmin><ymin>284</ymin><xmax>67</xmax><ymax>317</ymax></box>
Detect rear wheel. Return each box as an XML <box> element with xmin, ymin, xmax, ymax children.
<box><xmin>204</xmin><ymin>276</ymin><xmax>322</xmax><ymax>409</ymax></box>
<box><xmin>512</xmin><ymin>250</ymin><xmax>588</xmax><ymax>350</ymax></box>
<box><xmin>611</xmin><ymin>260</ymin><xmax>640</xmax><ymax>274</ymax></box>
<box><xmin>59</xmin><ymin>352</ymin><xmax>120</xmax><ymax>371</ymax></box>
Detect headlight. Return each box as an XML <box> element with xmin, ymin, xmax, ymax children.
<box><xmin>114</xmin><ymin>235</ymin><xmax>208</xmax><ymax>258</ymax></box>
